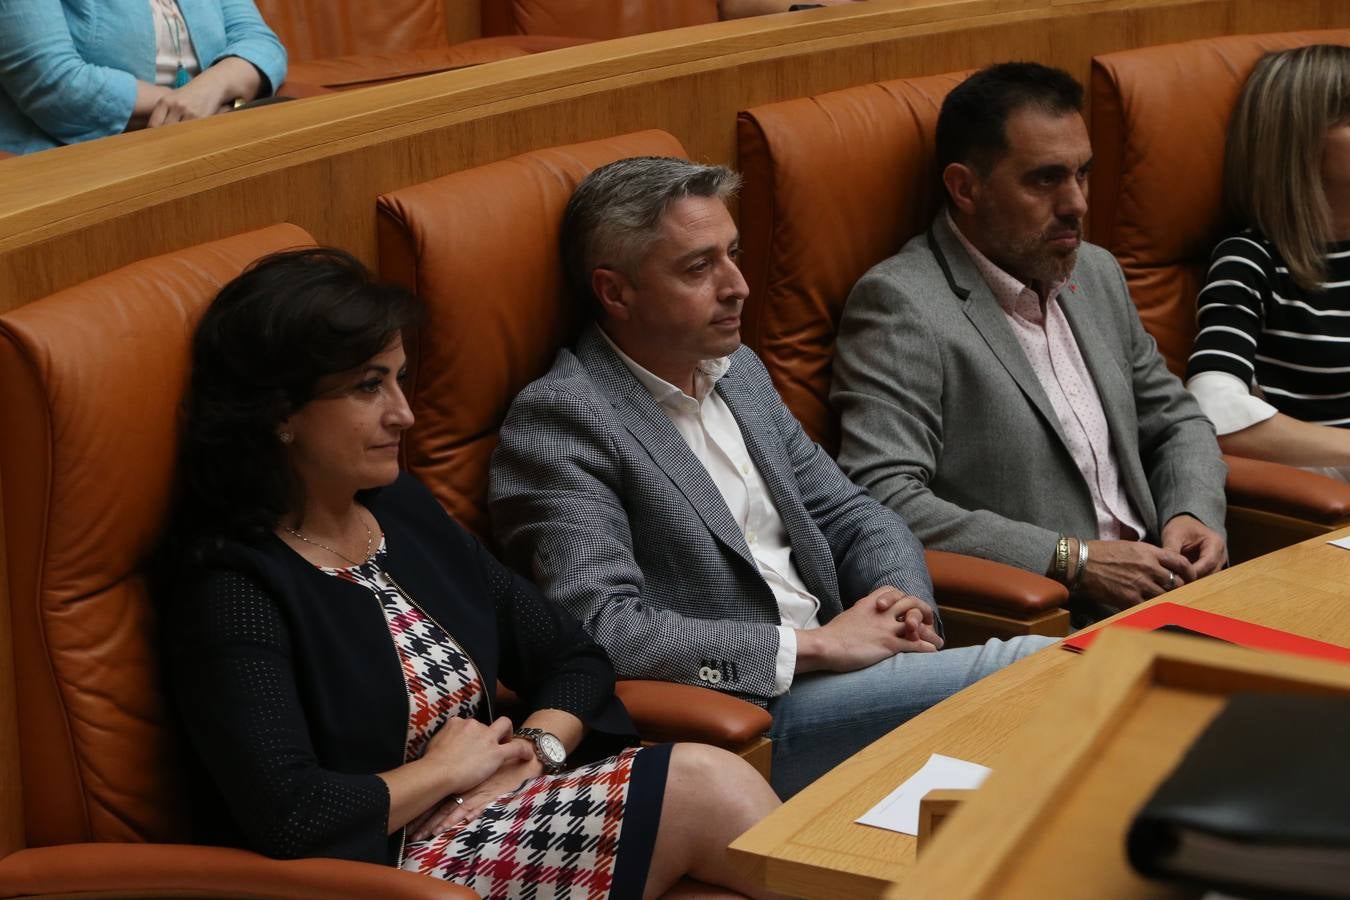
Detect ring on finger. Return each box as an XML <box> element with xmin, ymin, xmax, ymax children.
<box><xmin>1166</xmin><ymin>571</ymin><xmax>1176</xmax><ymax>589</ymax></box>
<box><xmin>451</xmin><ymin>795</ymin><xmax>464</xmax><ymax>807</ymax></box>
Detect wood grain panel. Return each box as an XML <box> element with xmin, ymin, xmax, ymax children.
<box><xmin>1236</xmin><ymin>0</ymin><xmax>1348</xmax><ymax>33</ymax></box>
<box><xmin>905</xmin><ymin>628</ymin><xmax>1350</xmax><ymax>899</ymax></box>
<box><xmin>0</xmin><ymin>0</ymin><xmax>1346</xmax><ymax>317</ymax></box>
<box><xmin>732</xmin><ymin>529</ymin><xmax>1350</xmax><ymax>896</ymax></box>
<box><xmin>1049</xmin><ymin>1</ymin><xmax>1233</xmax><ymax>94</ymax></box>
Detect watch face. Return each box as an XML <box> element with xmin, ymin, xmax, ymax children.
<box><xmin>538</xmin><ymin>733</ymin><xmax>566</xmax><ymax>765</ymax></box>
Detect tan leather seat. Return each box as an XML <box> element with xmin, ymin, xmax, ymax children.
<box><xmin>256</xmin><ymin>0</ymin><xmax>590</xmax><ymax>91</ymax></box>
<box><xmin>258</xmin><ymin>0</ymin><xmax>718</xmax><ymax>91</ymax></box>
<box><xmin>259</xmin><ymin>0</ymin><xmax>451</xmax><ymax>61</ymax></box>
<box><xmin>738</xmin><ymin>73</ymin><xmax>962</xmax><ymax>454</ymax></box>
<box><xmin>0</xmin><ymin>226</ymin><xmax>471</xmax><ymax>897</ymax></box>
<box><xmin>1090</xmin><ymin>28</ymin><xmax>1350</xmax><ymax>560</ymax></box>
<box><xmin>483</xmin><ymin>0</ymin><xmax>720</xmax><ymax>40</ymax></box>
<box><xmin>377</xmin><ymin>129</ymin><xmax>772</xmax><ymax>774</ymax></box>
<box><xmin>377</xmin><ymin>129</ymin><xmax>684</xmax><ymax>536</ymax></box>
<box><xmin>737</xmin><ymin>72</ymin><xmax>1072</xmax><ymax>644</ymax></box>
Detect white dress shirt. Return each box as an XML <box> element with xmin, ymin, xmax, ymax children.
<box><xmin>600</xmin><ymin>330</ymin><xmax>819</xmax><ymax>694</ymax></box>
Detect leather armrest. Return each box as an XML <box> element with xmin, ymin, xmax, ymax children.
<box><xmin>0</xmin><ymin>844</ymin><xmax>475</xmax><ymax>899</ymax></box>
<box><xmin>1223</xmin><ymin>454</ymin><xmax>1350</xmax><ymax>524</ymax></box>
<box><xmin>615</xmin><ymin>680</ymin><xmax>771</xmax><ymax>746</ymax></box>
<box><xmin>925</xmin><ymin>550</ymin><xmax>1068</xmax><ymax>616</ymax></box>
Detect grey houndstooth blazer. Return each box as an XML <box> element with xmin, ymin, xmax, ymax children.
<box><xmin>488</xmin><ymin>324</ymin><xmax>934</xmax><ymax>702</ymax></box>
<box><xmin>831</xmin><ymin>213</ymin><xmax>1228</xmax><ymax>578</ymax></box>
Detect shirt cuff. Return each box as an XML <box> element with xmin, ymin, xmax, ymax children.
<box><xmin>773</xmin><ymin>626</ymin><xmax>797</xmax><ymax>696</ymax></box>
<box><xmin>1185</xmin><ymin>370</ymin><xmax>1278</xmax><ymax>436</ymax></box>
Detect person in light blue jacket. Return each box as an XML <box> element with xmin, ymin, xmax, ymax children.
<box><xmin>0</xmin><ymin>0</ymin><xmax>287</xmax><ymax>155</ymax></box>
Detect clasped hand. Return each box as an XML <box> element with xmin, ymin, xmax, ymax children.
<box><xmin>807</xmin><ymin>585</ymin><xmax>943</xmax><ymax>673</ymax></box>
<box><xmin>1080</xmin><ymin>514</ymin><xmax>1227</xmax><ymax>610</ymax></box>
<box><xmin>409</xmin><ymin>716</ymin><xmax>538</xmax><ymax>841</ymax></box>
<box><xmin>147</xmin><ymin>76</ymin><xmax>233</xmax><ymax>128</ymax></box>
<box><xmin>139</xmin><ymin>59</ymin><xmax>263</xmax><ymax>129</ymax></box>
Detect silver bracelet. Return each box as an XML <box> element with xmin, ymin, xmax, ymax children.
<box><xmin>1070</xmin><ymin>537</ymin><xmax>1089</xmax><ymax>588</ymax></box>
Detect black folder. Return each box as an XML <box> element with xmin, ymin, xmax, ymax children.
<box><xmin>1126</xmin><ymin>692</ymin><xmax>1350</xmax><ymax>898</ymax></box>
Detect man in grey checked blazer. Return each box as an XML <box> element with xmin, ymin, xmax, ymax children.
<box><xmin>489</xmin><ymin>156</ymin><xmax>1051</xmax><ymax>797</ymax></box>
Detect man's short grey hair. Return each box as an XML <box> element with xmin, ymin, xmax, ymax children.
<box><xmin>561</xmin><ymin>156</ymin><xmax>742</xmax><ymax>319</ymax></box>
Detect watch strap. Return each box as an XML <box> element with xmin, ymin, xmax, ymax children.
<box><xmin>514</xmin><ymin>727</ymin><xmax>566</xmax><ymax>774</ymax></box>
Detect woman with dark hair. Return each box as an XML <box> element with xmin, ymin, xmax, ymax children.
<box><xmin>163</xmin><ymin>247</ymin><xmax>779</xmax><ymax>899</ymax></box>
<box><xmin>1185</xmin><ymin>44</ymin><xmax>1350</xmax><ymax>479</ymax></box>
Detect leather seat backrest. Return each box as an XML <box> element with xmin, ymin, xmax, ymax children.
<box><xmin>482</xmin><ymin>0</ymin><xmax>719</xmax><ymax>40</ymax></box>
<box><xmin>0</xmin><ymin>225</ymin><xmax>316</xmax><ymax>848</ymax></box>
<box><xmin>736</xmin><ymin>72</ymin><xmax>966</xmax><ymax>451</ymax></box>
<box><xmin>376</xmin><ymin>130</ymin><xmax>687</xmax><ymax>536</ymax></box>
<box><xmin>1089</xmin><ymin>28</ymin><xmax>1350</xmax><ymax>376</ymax></box>
<box><xmin>254</xmin><ymin>0</ymin><xmax>450</xmax><ymax>62</ymax></box>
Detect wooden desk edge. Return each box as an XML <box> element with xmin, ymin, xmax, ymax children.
<box><xmin>729</xmin><ymin>528</ymin><xmax>1350</xmax><ymax>896</ymax></box>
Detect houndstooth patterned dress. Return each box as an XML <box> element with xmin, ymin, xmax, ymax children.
<box><xmin>322</xmin><ymin>544</ymin><xmax>667</xmax><ymax>899</ymax></box>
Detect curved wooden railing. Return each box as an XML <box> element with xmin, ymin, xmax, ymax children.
<box><xmin>1</xmin><ymin>0</ymin><xmax>1346</xmax><ymax>314</ymax></box>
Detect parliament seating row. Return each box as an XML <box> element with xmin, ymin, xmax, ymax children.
<box><xmin>373</xmin><ymin>130</ymin><xmax>1070</xmax><ymax>647</ymax></box>
<box><xmin>256</xmin><ymin>0</ymin><xmax>719</xmax><ymax>90</ymax></box>
<box><xmin>1</xmin><ymin>26</ymin><xmax>1347</xmax><ymax>900</ymax></box>
<box><xmin>0</xmin><ymin>127</ymin><xmax>1048</xmax><ymax>900</ymax></box>
<box><xmin>737</xmin><ymin>26</ymin><xmax>1350</xmax><ymax>565</ymax></box>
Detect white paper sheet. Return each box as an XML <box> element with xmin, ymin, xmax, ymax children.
<box><xmin>1328</xmin><ymin>536</ymin><xmax>1350</xmax><ymax>550</ymax></box>
<box><xmin>855</xmin><ymin>753</ymin><xmax>991</xmax><ymax>835</ymax></box>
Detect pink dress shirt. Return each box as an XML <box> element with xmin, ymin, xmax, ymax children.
<box><xmin>947</xmin><ymin>212</ymin><xmax>1146</xmax><ymax>541</ymax></box>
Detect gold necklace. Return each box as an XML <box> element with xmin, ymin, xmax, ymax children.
<box><xmin>284</xmin><ymin>510</ymin><xmax>374</xmax><ymax>566</ymax></box>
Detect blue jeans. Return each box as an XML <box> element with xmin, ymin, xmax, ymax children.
<box><xmin>765</xmin><ymin>635</ymin><xmax>1056</xmax><ymax>798</ymax></box>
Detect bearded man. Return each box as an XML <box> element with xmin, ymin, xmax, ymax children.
<box><xmin>830</xmin><ymin>62</ymin><xmax>1228</xmax><ymax>624</ymax></box>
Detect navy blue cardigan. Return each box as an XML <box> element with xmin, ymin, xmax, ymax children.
<box><xmin>166</xmin><ymin>473</ymin><xmax>634</xmax><ymax>865</ymax></box>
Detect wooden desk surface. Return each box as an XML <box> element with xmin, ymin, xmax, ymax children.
<box><xmin>729</xmin><ymin>528</ymin><xmax>1350</xmax><ymax>899</ymax></box>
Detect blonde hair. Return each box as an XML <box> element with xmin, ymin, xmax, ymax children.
<box><xmin>1224</xmin><ymin>44</ymin><xmax>1350</xmax><ymax>292</ymax></box>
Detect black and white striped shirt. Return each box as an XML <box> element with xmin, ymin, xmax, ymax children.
<box><xmin>1187</xmin><ymin>231</ymin><xmax>1350</xmax><ymax>426</ymax></box>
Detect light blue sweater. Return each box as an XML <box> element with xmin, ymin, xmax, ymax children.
<box><xmin>0</xmin><ymin>0</ymin><xmax>287</xmax><ymax>155</ymax></box>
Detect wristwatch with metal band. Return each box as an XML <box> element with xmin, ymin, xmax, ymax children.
<box><xmin>514</xmin><ymin>727</ymin><xmax>567</xmax><ymax>774</ymax></box>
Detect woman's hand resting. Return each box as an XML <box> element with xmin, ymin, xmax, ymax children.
<box><xmin>147</xmin><ymin>76</ymin><xmax>232</xmax><ymax>126</ymax></box>
<box><xmin>380</xmin><ymin>716</ymin><xmax>533</xmax><ymax>835</ymax></box>
<box><xmin>422</xmin><ymin>716</ymin><xmax>534</xmax><ymax>795</ymax></box>
<box><xmin>409</xmin><ymin>753</ymin><xmax>545</xmax><ymax>841</ymax></box>
<box><xmin>146</xmin><ymin>57</ymin><xmax>265</xmax><ymax>128</ymax></box>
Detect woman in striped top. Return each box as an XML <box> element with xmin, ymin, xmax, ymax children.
<box><xmin>1186</xmin><ymin>44</ymin><xmax>1350</xmax><ymax>479</ymax></box>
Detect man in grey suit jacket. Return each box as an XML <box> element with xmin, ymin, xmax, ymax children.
<box><xmin>832</xmin><ymin>62</ymin><xmax>1227</xmax><ymax>623</ymax></box>
<box><xmin>490</xmin><ymin>156</ymin><xmax>1051</xmax><ymax>798</ymax></box>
